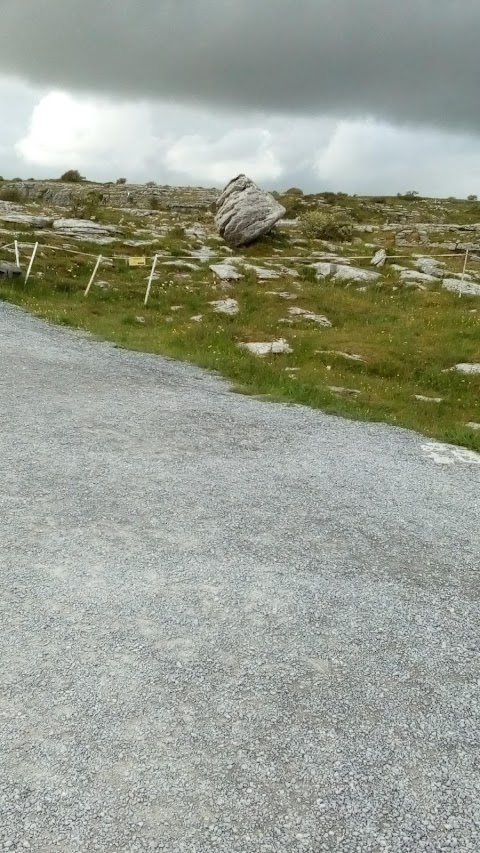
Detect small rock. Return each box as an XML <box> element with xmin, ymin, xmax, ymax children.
<box><xmin>310</xmin><ymin>262</ymin><xmax>334</xmax><ymax>278</ymax></box>
<box><xmin>328</xmin><ymin>386</ymin><xmax>361</xmax><ymax>397</ymax></box>
<box><xmin>162</xmin><ymin>260</ymin><xmax>200</xmax><ymax>271</ymax></box>
<box><xmin>265</xmin><ymin>291</ymin><xmax>298</xmax><ymax>300</ymax></box>
<box><xmin>316</xmin><ymin>350</ymin><xmax>366</xmax><ymax>362</ymax></box>
<box><xmin>239</xmin><ymin>339</ymin><xmax>292</xmax><ymax>356</ymax></box>
<box><xmin>135</xmin><ymin>316</ymin><xmax>146</xmax><ymax>324</ymax></box>
<box><xmin>334</xmin><ymin>264</ymin><xmax>381</xmax><ymax>283</ymax></box>
<box><xmin>414</xmin><ymin>256</ymin><xmax>446</xmax><ymax>278</ymax></box>
<box><xmin>371</xmin><ymin>249</ymin><xmax>387</xmax><ymax>267</ymax></box>
<box><xmin>466</xmin><ymin>422</ymin><xmax>480</xmax><ymax>430</ymax></box>
<box><xmin>288</xmin><ymin>307</ymin><xmax>332</xmax><ymax>326</ymax></box>
<box><xmin>442</xmin><ymin>279</ymin><xmax>480</xmax><ymax>296</ymax></box>
<box><xmin>190</xmin><ymin>315</ymin><xmax>203</xmax><ymax>322</ymax></box>
<box><xmin>242</xmin><ymin>263</ymin><xmax>280</xmax><ymax>280</ymax></box>
<box><xmin>209</xmin><ymin>298</ymin><xmax>239</xmax><ymax>316</ymax></box>
<box><xmin>210</xmin><ymin>263</ymin><xmax>243</xmax><ymax>281</ymax></box>
<box><xmin>448</xmin><ymin>363</ymin><xmax>480</xmax><ymax>374</ymax></box>
<box><xmin>400</xmin><ymin>270</ymin><xmax>437</xmax><ymax>284</ymax></box>
<box><xmin>414</xmin><ymin>395</ymin><xmax>443</xmax><ymax>403</ymax></box>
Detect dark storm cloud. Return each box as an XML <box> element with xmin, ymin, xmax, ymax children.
<box><xmin>0</xmin><ymin>0</ymin><xmax>477</xmax><ymax>131</ymax></box>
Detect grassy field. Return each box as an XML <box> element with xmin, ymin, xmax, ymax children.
<box><xmin>0</xmin><ymin>188</ymin><xmax>479</xmax><ymax>451</ymax></box>
<box><xmin>0</xmin><ymin>191</ymin><xmax>480</xmax><ymax>451</ymax></box>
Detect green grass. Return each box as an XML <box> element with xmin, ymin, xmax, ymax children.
<box><xmin>1</xmin><ymin>241</ymin><xmax>479</xmax><ymax>451</ymax></box>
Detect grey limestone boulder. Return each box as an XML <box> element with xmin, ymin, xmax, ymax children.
<box><xmin>215</xmin><ymin>174</ymin><xmax>286</xmax><ymax>247</ymax></box>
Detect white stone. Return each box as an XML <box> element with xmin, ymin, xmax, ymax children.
<box><xmin>442</xmin><ymin>279</ymin><xmax>480</xmax><ymax>296</ymax></box>
<box><xmin>0</xmin><ymin>211</ymin><xmax>53</xmax><ymax>228</ymax></box>
<box><xmin>209</xmin><ymin>298</ymin><xmax>239</xmax><ymax>316</ymax></box>
<box><xmin>265</xmin><ymin>291</ymin><xmax>298</xmax><ymax>300</ymax></box>
<box><xmin>449</xmin><ymin>363</ymin><xmax>480</xmax><ymax>374</ymax></box>
<box><xmin>210</xmin><ymin>262</ymin><xmax>243</xmax><ymax>281</ymax></box>
<box><xmin>414</xmin><ymin>395</ymin><xmax>443</xmax><ymax>403</ymax></box>
<box><xmin>316</xmin><ymin>350</ymin><xmax>366</xmax><ymax>362</ymax></box>
<box><xmin>239</xmin><ymin>339</ymin><xmax>292</xmax><ymax>356</ymax></box>
<box><xmin>371</xmin><ymin>249</ymin><xmax>387</xmax><ymax>267</ymax></box>
<box><xmin>288</xmin><ymin>307</ymin><xmax>332</xmax><ymax>326</ymax></box>
<box><xmin>400</xmin><ymin>269</ymin><xmax>437</xmax><ymax>283</ymax></box>
<box><xmin>328</xmin><ymin>386</ymin><xmax>361</xmax><ymax>397</ymax></box>
<box><xmin>466</xmin><ymin>422</ymin><xmax>480</xmax><ymax>430</ymax></box>
<box><xmin>414</xmin><ymin>256</ymin><xmax>446</xmax><ymax>278</ymax></box>
<box><xmin>215</xmin><ymin>174</ymin><xmax>286</xmax><ymax>247</ymax></box>
<box><xmin>310</xmin><ymin>262</ymin><xmax>334</xmax><ymax>278</ymax></box>
<box><xmin>242</xmin><ymin>263</ymin><xmax>280</xmax><ymax>280</ymax></box>
<box><xmin>162</xmin><ymin>260</ymin><xmax>200</xmax><ymax>271</ymax></box>
<box><xmin>333</xmin><ymin>264</ymin><xmax>381</xmax><ymax>283</ymax></box>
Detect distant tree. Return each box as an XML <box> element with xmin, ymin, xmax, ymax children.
<box><xmin>403</xmin><ymin>190</ymin><xmax>419</xmax><ymax>199</ymax></box>
<box><xmin>285</xmin><ymin>187</ymin><xmax>304</xmax><ymax>196</ymax></box>
<box><xmin>116</xmin><ymin>177</ymin><xmax>127</xmax><ymax>185</ymax></box>
<box><xmin>145</xmin><ymin>180</ymin><xmax>156</xmax><ymax>187</ymax></box>
<box><xmin>61</xmin><ymin>169</ymin><xmax>86</xmax><ymax>183</ymax></box>
<box><xmin>467</xmin><ymin>194</ymin><xmax>478</xmax><ymax>202</ymax></box>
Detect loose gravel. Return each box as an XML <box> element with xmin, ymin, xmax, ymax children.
<box><xmin>1</xmin><ymin>302</ymin><xmax>479</xmax><ymax>853</ymax></box>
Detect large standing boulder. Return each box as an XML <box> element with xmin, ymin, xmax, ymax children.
<box><xmin>215</xmin><ymin>174</ymin><xmax>286</xmax><ymax>247</ymax></box>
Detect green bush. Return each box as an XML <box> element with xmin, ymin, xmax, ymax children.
<box><xmin>301</xmin><ymin>209</ymin><xmax>354</xmax><ymax>242</ymax></box>
<box><xmin>61</xmin><ymin>169</ymin><xmax>86</xmax><ymax>183</ymax></box>
<box><xmin>0</xmin><ymin>187</ymin><xmax>21</xmax><ymax>202</ymax></box>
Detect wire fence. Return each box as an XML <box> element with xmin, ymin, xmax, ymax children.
<box><xmin>1</xmin><ymin>237</ymin><xmax>478</xmax><ymax>306</ymax></box>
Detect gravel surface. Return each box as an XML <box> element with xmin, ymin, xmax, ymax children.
<box><xmin>1</xmin><ymin>302</ymin><xmax>479</xmax><ymax>853</ymax></box>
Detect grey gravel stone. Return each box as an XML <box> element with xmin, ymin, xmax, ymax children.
<box><xmin>0</xmin><ymin>302</ymin><xmax>479</xmax><ymax>853</ymax></box>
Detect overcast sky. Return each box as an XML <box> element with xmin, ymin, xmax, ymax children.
<box><xmin>1</xmin><ymin>1</ymin><xmax>479</xmax><ymax>195</ymax></box>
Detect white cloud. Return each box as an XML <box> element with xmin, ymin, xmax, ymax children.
<box><xmin>5</xmin><ymin>78</ymin><xmax>480</xmax><ymax>197</ymax></box>
<box><xmin>314</xmin><ymin>120</ymin><xmax>480</xmax><ymax>197</ymax></box>
<box><xmin>16</xmin><ymin>91</ymin><xmax>158</xmax><ymax>176</ymax></box>
<box><xmin>164</xmin><ymin>129</ymin><xmax>283</xmax><ymax>185</ymax></box>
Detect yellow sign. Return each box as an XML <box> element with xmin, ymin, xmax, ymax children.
<box><xmin>128</xmin><ymin>256</ymin><xmax>147</xmax><ymax>267</ymax></box>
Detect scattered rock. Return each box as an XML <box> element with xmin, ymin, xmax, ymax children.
<box><xmin>310</xmin><ymin>261</ymin><xmax>380</xmax><ymax>283</ymax></box>
<box><xmin>242</xmin><ymin>263</ymin><xmax>280</xmax><ymax>280</ymax></box>
<box><xmin>209</xmin><ymin>298</ymin><xmax>239</xmax><ymax>316</ymax></box>
<box><xmin>190</xmin><ymin>245</ymin><xmax>216</xmax><ymax>261</ymax></box>
<box><xmin>190</xmin><ymin>314</ymin><xmax>203</xmax><ymax>322</ymax></box>
<box><xmin>316</xmin><ymin>350</ymin><xmax>366</xmax><ymax>362</ymax></box>
<box><xmin>210</xmin><ymin>262</ymin><xmax>243</xmax><ymax>281</ymax></box>
<box><xmin>162</xmin><ymin>260</ymin><xmax>201</xmax><ymax>271</ymax></box>
<box><xmin>399</xmin><ymin>269</ymin><xmax>437</xmax><ymax>284</ymax></box>
<box><xmin>239</xmin><ymin>339</ymin><xmax>292</xmax><ymax>356</ymax></box>
<box><xmin>371</xmin><ymin>249</ymin><xmax>387</xmax><ymax>267</ymax></box>
<box><xmin>310</xmin><ymin>262</ymin><xmax>334</xmax><ymax>278</ymax></box>
<box><xmin>414</xmin><ymin>256</ymin><xmax>446</xmax><ymax>278</ymax></box>
<box><xmin>287</xmin><ymin>307</ymin><xmax>332</xmax><ymax>326</ymax></box>
<box><xmin>53</xmin><ymin>218</ymin><xmax>119</xmax><ymax>243</ymax></box>
<box><xmin>215</xmin><ymin>174</ymin><xmax>286</xmax><ymax>247</ymax></box>
<box><xmin>0</xmin><ymin>261</ymin><xmax>22</xmax><ymax>279</ymax></box>
<box><xmin>0</xmin><ymin>210</ymin><xmax>54</xmax><ymax>228</ymax></box>
<box><xmin>135</xmin><ymin>316</ymin><xmax>146</xmax><ymax>324</ymax></box>
<box><xmin>448</xmin><ymin>363</ymin><xmax>480</xmax><ymax>374</ymax></box>
<box><xmin>328</xmin><ymin>386</ymin><xmax>361</xmax><ymax>397</ymax></box>
<box><xmin>265</xmin><ymin>291</ymin><xmax>298</xmax><ymax>300</ymax></box>
<box><xmin>333</xmin><ymin>264</ymin><xmax>381</xmax><ymax>283</ymax></box>
<box><xmin>466</xmin><ymin>422</ymin><xmax>480</xmax><ymax>430</ymax></box>
<box><xmin>414</xmin><ymin>395</ymin><xmax>443</xmax><ymax>403</ymax></box>
<box><xmin>442</xmin><ymin>279</ymin><xmax>480</xmax><ymax>296</ymax></box>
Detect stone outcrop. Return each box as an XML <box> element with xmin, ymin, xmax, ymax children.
<box><xmin>215</xmin><ymin>175</ymin><xmax>286</xmax><ymax>247</ymax></box>
<box><xmin>0</xmin><ymin>180</ymin><xmax>219</xmax><ymax>212</ymax></box>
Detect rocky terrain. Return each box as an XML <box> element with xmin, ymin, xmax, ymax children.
<box><xmin>0</xmin><ymin>178</ymin><xmax>479</xmax><ymax>449</ymax></box>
